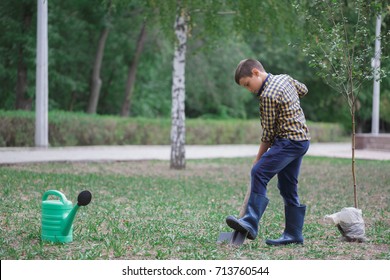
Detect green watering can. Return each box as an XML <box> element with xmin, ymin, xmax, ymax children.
<box><xmin>41</xmin><ymin>190</ymin><xmax>92</xmax><ymax>243</ymax></box>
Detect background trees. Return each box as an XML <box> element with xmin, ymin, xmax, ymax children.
<box><xmin>0</xmin><ymin>0</ymin><xmax>388</xmax><ymax>132</ymax></box>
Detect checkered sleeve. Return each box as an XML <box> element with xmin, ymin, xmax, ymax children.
<box><xmin>260</xmin><ymin>94</ymin><xmax>278</xmax><ymax>143</ymax></box>
<box><xmin>291</xmin><ymin>78</ymin><xmax>308</xmax><ymax>98</ymax></box>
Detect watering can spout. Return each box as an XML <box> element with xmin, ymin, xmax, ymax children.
<box><xmin>61</xmin><ymin>190</ymin><xmax>92</xmax><ymax>236</ymax></box>
<box><xmin>61</xmin><ymin>204</ymin><xmax>80</xmax><ymax>235</ymax></box>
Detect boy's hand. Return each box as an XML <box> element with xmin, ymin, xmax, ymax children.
<box><xmin>254</xmin><ymin>141</ymin><xmax>272</xmax><ymax>165</ymax></box>
<box><xmin>253</xmin><ymin>154</ymin><xmax>262</xmax><ymax>166</ymax></box>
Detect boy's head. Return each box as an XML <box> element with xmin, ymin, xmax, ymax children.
<box><xmin>235</xmin><ymin>59</ymin><xmax>267</xmax><ymax>94</ymax></box>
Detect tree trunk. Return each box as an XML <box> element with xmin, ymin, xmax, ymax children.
<box><xmin>120</xmin><ymin>21</ymin><xmax>147</xmax><ymax>117</ymax></box>
<box><xmin>352</xmin><ymin>103</ymin><xmax>358</xmax><ymax>209</ymax></box>
<box><xmin>15</xmin><ymin>3</ymin><xmax>33</xmax><ymax>110</ymax></box>
<box><xmin>371</xmin><ymin>14</ymin><xmax>381</xmax><ymax>135</ymax></box>
<box><xmin>87</xmin><ymin>27</ymin><xmax>110</xmax><ymax>114</ymax></box>
<box><xmin>16</xmin><ymin>46</ymin><xmax>31</xmax><ymax>110</ymax></box>
<box><xmin>170</xmin><ymin>10</ymin><xmax>187</xmax><ymax>170</ymax></box>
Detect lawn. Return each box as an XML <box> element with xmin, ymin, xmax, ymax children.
<box><xmin>0</xmin><ymin>156</ymin><xmax>389</xmax><ymax>260</ymax></box>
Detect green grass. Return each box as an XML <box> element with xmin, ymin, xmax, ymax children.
<box><xmin>0</xmin><ymin>156</ymin><xmax>389</xmax><ymax>260</ymax></box>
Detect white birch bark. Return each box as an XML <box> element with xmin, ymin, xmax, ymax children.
<box><xmin>170</xmin><ymin>10</ymin><xmax>187</xmax><ymax>169</ymax></box>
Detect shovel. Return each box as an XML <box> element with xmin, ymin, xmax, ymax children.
<box><xmin>217</xmin><ymin>178</ymin><xmax>251</xmax><ymax>246</ymax></box>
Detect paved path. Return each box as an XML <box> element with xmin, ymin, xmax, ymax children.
<box><xmin>0</xmin><ymin>143</ymin><xmax>389</xmax><ymax>165</ymax></box>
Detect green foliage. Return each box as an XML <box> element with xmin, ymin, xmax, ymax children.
<box><xmin>296</xmin><ymin>0</ymin><xmax>373</xmax><ymax>96</ymax></box>
<box><xmin>380</xmin><ymin>88</ymin><xmax>390</xmax><ymax>123</ymax></box>
<box><xmin>186</xmin><ymin>37</ymin><xmax>255</xmax><ymax>119</ymax></box>
<box><xmin>0</xmin><ymin>0</ymin><xmax>37</xmax><ymax>107</ymax></box>
<box><xmin>0</xmin><ymin>0</ymin><xmax>388</xmax><ymax>130</ymax></box>
<box><xmin>306</xmin><ymin>121</ymin><xmax>346</xmax><ymax>142</ymax></box>
<box><xmin>146</xmin><ymin>0</ymin><xmax>265</xmax><ymax>43</ymax></box>
<box><xmin>293</xmin><ymin>0</ymin><xmax>390</xmax><ymax>114</ymax></box>
<box><xmin>0</xmin><ymin>110</ymin><xmax>345</xmax><ymax>147</ymax></box>
<box><xmin>0</xmin><ymin>110</ymin><xmax>35</xmax><ymax>147</ymax></box>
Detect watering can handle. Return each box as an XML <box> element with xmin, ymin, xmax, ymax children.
<box><xmin>42</xmin><ymin>190</ymin><xmax>68</xmax><ymax>204</ymax></box>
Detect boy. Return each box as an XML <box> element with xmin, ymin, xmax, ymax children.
<box><xmin>226</xmin><ymin>59</ymin><xmax>310</xmax><ymax>245</ymax></box>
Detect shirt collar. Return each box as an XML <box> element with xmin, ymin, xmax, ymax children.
<box><xmin>257</xmin><ymin>73</ymin><xmax>271</xmax><ymax>97</ymax></box>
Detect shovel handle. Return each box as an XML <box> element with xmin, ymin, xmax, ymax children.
<box><xmin>238</xmin><ymin>177</ymin><xmax>251</xmax><ymax>218</ymax></box>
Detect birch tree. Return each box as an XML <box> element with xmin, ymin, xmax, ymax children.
<box><xmin>147</xmin><ymin>0</ymin><xmax>287</xmax><ymax>169</ymax></box>
<box><xmin>170</xmin><ymin>8</ymin><xmax>188</xmax><ymax>169</ymax></box>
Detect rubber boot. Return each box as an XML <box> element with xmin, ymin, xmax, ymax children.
<box><xmin>266</xmin><ymin>204</ymin><xmax>306</xmax><ymax>246</ymax></box>
<box><xmin>226</xmin><ymin>193</ymin><xmax>269</xmax><ymax>240</ymax></box>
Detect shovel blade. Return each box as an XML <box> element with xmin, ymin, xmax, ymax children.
<box><xmin>217</xmin><ymin>230</ymin><xmax>247</xmax><ymax>246</ymax></box>
<box><xmin>217</xmin><ymin>232</ymin><xmax>234</xmax><ymax>243</ymax></box>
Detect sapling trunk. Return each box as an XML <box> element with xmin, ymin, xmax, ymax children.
<box><xmin>351</xmin><ymin>106</ymin><xmax>358</xmax><ymax>209</ymax></box>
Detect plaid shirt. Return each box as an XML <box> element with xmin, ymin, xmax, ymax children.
<box><xmin>257</xmin><ymin>74</ymin><xmax>310</xmax><ymax>143</ymax></box>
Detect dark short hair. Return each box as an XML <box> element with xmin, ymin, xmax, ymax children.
<box><xmin>234</xmin><ymin>59</ymin><xmax>265</xmax><ymax>85</ymax></box>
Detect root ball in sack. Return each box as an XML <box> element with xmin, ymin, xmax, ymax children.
<box><xmin>324</xmin><ymin>207</ymin><xmax>367</xmax><ymax>242</ymax></box>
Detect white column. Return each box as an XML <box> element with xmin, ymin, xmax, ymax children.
<box><xmin>35</xmin><ymin>0</ymin><xmax>49</xmax><ymax>147</ymax></box>
<box><xmin>371</xmin><ymin>14</ymin><xmax>381</xmax><ymax>135</ymax></box>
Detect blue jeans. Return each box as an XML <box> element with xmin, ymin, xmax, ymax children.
<box><xmin>251</xmin><ymin>138</ymin><xmax>310</xmax><ymax>206</ymax></box>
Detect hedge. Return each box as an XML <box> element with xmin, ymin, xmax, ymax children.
<box><xmin>0</xmin><ymin>110</ymin><xmax>346</xmax><ymax>147</ymax></box>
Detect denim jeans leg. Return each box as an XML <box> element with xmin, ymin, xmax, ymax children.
<box><xmin>251</xmin><ymin>139</ymin><xmax>309</xmax><ymax>198</ymax></box>
<box><xmin>277</xmin><ymin>140</ymin><xmax>309</xmax><ymax>206</ymax></box>
<box><xmin>277</xmin><ymin>155</ymin><xmax>304</xmax><ymax>206</ymax></box>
